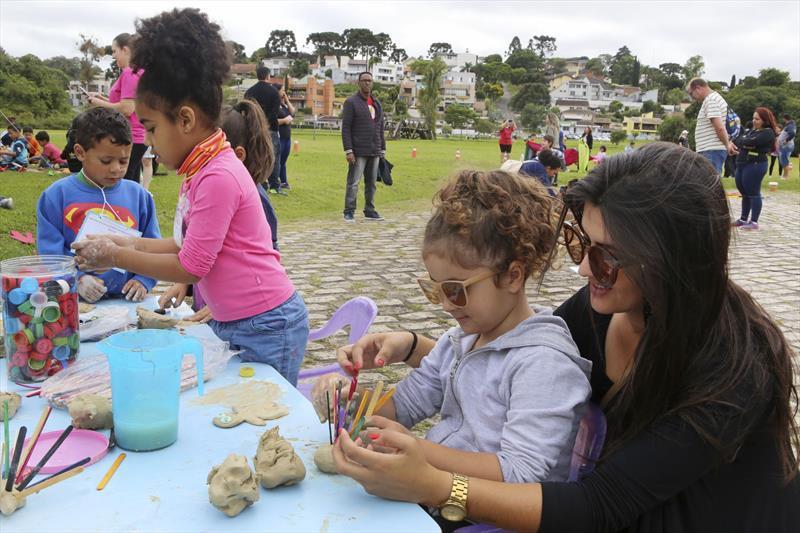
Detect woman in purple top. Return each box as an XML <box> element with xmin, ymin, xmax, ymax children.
<box><xmin>88</xmin><ymin>33</ymin><xmax>147</xmax><ymax>183</ymax></box>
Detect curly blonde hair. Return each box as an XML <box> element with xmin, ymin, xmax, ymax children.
<box><xmin>423</xmin><ymin>169</ymin><xmax>558</xmax><ymax>281</ymax></box>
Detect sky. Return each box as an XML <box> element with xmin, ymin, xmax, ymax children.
<box><xmin>1</xmin><ymin>0</ymin><xmax>798</xmax><ymax>82</ymax></box>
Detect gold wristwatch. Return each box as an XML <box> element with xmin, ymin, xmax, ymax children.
<box><xmin>439</xmin><ymin>473</ymin><xmax>469</xmax><ymax>522</ymax></box>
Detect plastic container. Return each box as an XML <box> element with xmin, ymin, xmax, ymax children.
<box><xmin>1</xmin><ymin>255</ymin><xmax>80</xmax><ymax>383</ymax></box>
<box><xmin>99</xmin><ymin>329</ymin><xmax>204</xmax><ymax>452</ymax></box>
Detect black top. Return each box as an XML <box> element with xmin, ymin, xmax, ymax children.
<box><xmin>277</xmin><ymin>104</ymin><xmax>292</xmax><ymax>139</ymax></box>
<box><xmin>734</xmin><ymin>128</ymin><xmax>776</xmax><ymax>163</ymax></box>
<box><xmin>341</xmin><ymin>92</ymin><xmax>385</xmax><ymax>157</ymax></box>
<box><xmin>244</xmin><ymin>81</ymin><xmax>280</xmax><ymax>132</ymax></box>
<box><xmin>545</xmin><ymin>286</ymin><xmax>800</xmax><ymax>533</ymax></box>
<box><xmin>583</xmin><ymin>132</ymin><xmax>594</xmax><ymax>151</ymax></box>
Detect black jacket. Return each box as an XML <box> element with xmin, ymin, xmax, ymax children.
<box><xmin>244</xmin><ymin>81</ymin><xmax>280</xmax><ymax>132</ymax></box>
<box><xmin>341</xmin><ymin>92</ymin><xmax>385</xmax><ymax>157</ymax></box>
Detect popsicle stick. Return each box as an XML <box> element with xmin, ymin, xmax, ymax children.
<box><xmin>16</xmin><ymin>425</ymin><xmax>73</xmax><ymax>490</ymax></box>
<box><xmin>18</xmin><ymin>465</ymin><xmax>85</xmax><ymax>498</ymax></box>
<box><xmin>364</xmin><ymin>381</ymin><xmax>385</xmax><ymax>419</ymax></box>
<box><xmin>349</xmin><ymin>390</ymin><xmax>371</xmax><ymax>435</ymax></box>
<box><xmin>373</xmin><ymin>388</ymin><xmax>396</xmax><ymax>414</ymax></box>
<box><xmin>15</xmin><ymin>405</ymin><xmax>52</xmax><ymax>484</ymax></box>
<box><xmin>5</xmin><ymin>426</ymin><xmax>27</xmax><ymax>492</ymax></box>
<box><xmin>96</xmin><ymin>452</ymin><xmax>126</xmax><ymax>491</ymax></box>
<box><xmin>25</xmin><ymin>456</ymin><xmax>89</xmax><ymax>491</ymax></box>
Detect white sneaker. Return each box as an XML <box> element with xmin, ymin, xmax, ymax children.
<box><xmin>0</xmin><ymin>197</ymin><xmax>13</xmax><ymax>209</ymax></box>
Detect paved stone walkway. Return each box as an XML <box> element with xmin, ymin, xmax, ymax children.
<box><xmin>279</xmin><ymin>191</ymin><xmax>800</xmax><ymax>390</ymax></box>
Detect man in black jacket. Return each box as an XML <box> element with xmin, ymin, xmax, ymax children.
<box><xmin>341</xmin><ymin>72</ymin><xmax>386</xmax><ymax>222</ymax></box>
<box><xmin>245</xmin><ymin>67</ymin><xmax>285</xmax><ymax>194</ymax></box>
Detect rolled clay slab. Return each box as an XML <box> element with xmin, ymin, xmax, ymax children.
<box><xmin>68</xmin><ymin>394</ymin><xmax>113</xmax><ymax>429</ymax></box>
<box><xmin>313</xmin><ymin>444</ymin><xmax>338</xmax><ymax>474</ymax></box>
<box><xmin>207</xmin><ymin>454</ymin><xmax>260</xmax><ymax>517</ymax></box>
<box><xmin>0</xmin><ymin>392</ymin><xmax>21</xmax><ymax>419</ymax></box>
<box><xmin>254</xmin><ymin>426</ymin><xmax>306</xmax><ymax>488</ymax></box>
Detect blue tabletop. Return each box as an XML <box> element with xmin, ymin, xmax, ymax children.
<box><xmin>1</xmin><ymin>298</ymin><xmax>437</xmax><ymax>532</ymax></box>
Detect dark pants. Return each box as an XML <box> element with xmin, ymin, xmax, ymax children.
<box><xmin>723</xmin><ymin>155</ymin><xmax>736</xmax><ymax>178</ymax></box>
<box><xmin>769</xmin><ymin>155</ymin><xmax>783</xmax><ymax>176</ymax></box>
<box><xmin>268</xmin><ymin>131</ymin><xmax>281</xmax><ymax>190</ymax></box>
<box><xmin>279</xmin><ymin>136</ymin><xmax>291</xmax><ymax>186</ymax></box>
<box><xmin>344</xmin><ymin>155</ymin><xmax>379</xmax><ymax>216</ymax></box>
<box><xmin>735</xmin><ymin>160</ymin><xmax>767</xmax><ymax>223</ymax></box>
<box><xmin>124</xmin><ymin>143</ymin><xmax>147</xmax><ymax>183</ymax></box>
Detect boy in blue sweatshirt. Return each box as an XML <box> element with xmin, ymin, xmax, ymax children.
<box><xmin>0</xmin><ymin>124</ymin><xmax>28</xmax><ymax>170</ymax></box>
<box><xmin>37</xmin><ymin>108</ymin><xmax>160</xmax><ymax>302</ymax></box>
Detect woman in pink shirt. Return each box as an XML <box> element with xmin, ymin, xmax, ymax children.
<box><xmin>73</xmin><ymin>10</ymin><xmax>309</xmax><ymax>385</ymax></box>
<box><xmin>88</xmin><ymin>33</ymin><xmax>147</xmax><ymax>184</ymax></box>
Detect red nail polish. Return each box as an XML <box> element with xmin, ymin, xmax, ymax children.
<box><xmin>355</xmin><ymin>362</ymin><xmax>362</xmax><ymax>370</ymax></box>
<box><xmin>369</xmin><ymin>433</ymin><xmax>380</xmax><ymax>440</ymax></box>
<box><xmin>377</xmin><ymin>359</ymin><xmax>384</xmax><ymax>366</ymax></box>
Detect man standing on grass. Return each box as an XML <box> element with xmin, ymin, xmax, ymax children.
<box><xmin>341</xmin><ymin>71</ymin><xmax>385</xmax><ymax>222</ymax></box>
<box><xmin>687</xmin><ymin>78</ymin><xmax>736</xmax><ymax>174</ymax></box>
<box><xmin>245</xmin><ymin>67</ymin><xmax>285</xmax><ymax>195</ymax></box>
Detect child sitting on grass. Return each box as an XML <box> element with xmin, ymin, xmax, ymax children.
<box><xmin>35</xmin><ymin>131</ymin><xmax>68</xmax><ymax>168</ymax></box>
<box><xmin>0</xmin><ymin>124</ymin><xmax>28</xmax><ymax>171</ymax></box>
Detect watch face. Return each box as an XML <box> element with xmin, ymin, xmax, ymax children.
<box><xmin>441</xmin><ymin>503</ymin><xmax>466</xmax><ymax>522</ymax></box>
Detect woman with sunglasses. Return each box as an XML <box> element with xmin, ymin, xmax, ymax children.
<box><xmin>333</xmin><ymin>143</ymin><xmax>799</xmax><ymax>532</ymax></box>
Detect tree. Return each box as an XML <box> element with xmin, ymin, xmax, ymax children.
<box><xmin>287</xmin><ymin>59</ymin><xmax>310</xmax><ymax>78</ymax></box>
<box><xmin>42</xmin><ymin>56</ymin><xmax>81</xmax><ymax>80</ymax></box>
<box><xmin>0</xmin><ymin>50</ymin><xmax>73</xmax><ymax>127</ymax></box>
<box><xmin>757</xmin><ymin>67</ymin><xmax>790</xmax><ymax>87</ymax></box>
<box><xmin>610</xmin><ymin>46</ymin><xmax>635</xmax><ymax>85</ymax></box>
<box><xmin>520</xmin><ymin>103</ymin><xmax>547</xmax><ymax>131</ymax></box>
<box><xmin>507</xmin><ymin>36</ymin><xmax>522</xmax><ymax>57</ymax></box>
<box><xmin>368</xmin><ymin>32</ymin><xmax>394</xmax><ymax>66</ymax></box>
<box><xmin>474</xmin><ymin>118</ymin><xmax>495</xmax><ymax>135</ymax></box>
<box><xmin>444</xmin><ymin>104</ymin><xmax>478</xmax><ymax>134</ymax></box>
<box><xmin>546</xmin><ymin>57</ymin><xmax>567</xmax><ymax>76</ymax></box>
<box><xmin>483</xmin><ymin>82</ymin><xmax>504</xmax><ymax>101</ymax></box>
<box><xmin>509</xmin><ymin>82</ymin><xmax>550</xmax><ymax>112</ymax></box>
<box><xmin>682</xmin><ymin>55</ymin><xmax>705</xmax><ymax>81</ymax></box>
<box><xmin>484</xmin><ymin>54</ymin><xmax>503</xmax><ymax>64</ymax></box>
<box><xmin>506</xmin><ymin>49</ymin><xmax>543</xmax><ymax>73</ymax></box>
<box><xmin>306</xmin><ymin>32</ymin><xmax>345</xmax><ymax>62</ymax></box>
<box><xmin>388</xmin><ymin>46</ymin><xmax>408</xmax><ymax>63</ymax></box>
<box><xmin>77</xmin><ymin>34</ymin><xmax>103</xmax><ymax>87</ymax></box>
<box><xmin>641</xmin><ymin>100</ymin><xmax>664</xmax><ymax>116</ymax></box>
<box><xmin>343</xmin><ymin>28</ymin><xmax>375</xmax><ymax>61</ymax></box>
<box><xmin>265</xmin><ymin>30</ymin><xmax>297</xmax><ymax>57</ymax></box>
<box><xmin>530</xmin><ymin>35</ymin><xmax>557</xmax><ymax>58</ymax></box>
<box><xmin>610</xmin><ymin>130</ymin><xmax>628</xmax><ymax>145</ymax></box>
<box><xmin>663</xmin><ymin>88</ymin><xmax>686</xmax><ymax>105</ymax></box>
<box><xmin>659</xmin><ymin>114</ymin><xmax>688</xmax><ymax>143</ymax></box>
<box><xmin>730</xmin><ymin>74</ymin><xmax>736</xmax><ymax>89</ymax></box>
<box><xmin>658</xmin><ymin>62</ymin><xmax>684</xmax><ymax>91</ymax></box>
<box><xmin>250</xmin><ymin>47</ymin><xmax>268</xmax><ymax>63</ymax></box>
<box><xmin>227</xmin><ymin>41</ymin><xmax>248</xmax><ymax>63</ymax></box>
<box><xmin>631</xmin><ymin>57</ymin><xmax>641</xmax><ymax>86</ymax></box>
<box><xmin>414</xmin><ymin>57</ymin><xmax>447</xmax><ymax>139</ymax></box>
<box><xmin>585</xmin><ymin>57</ymin><xmax>607</xmax><ymax>77</ymax></box>
<box><xmin>427</xmin><ymin>42</ymin><xmax>452</xmax><ymax>57</ymax></box>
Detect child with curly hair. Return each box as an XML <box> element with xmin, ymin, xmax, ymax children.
<box><xmin>326</xmin><ymin>169</ymin><xmax>591</xmax><ymax>485</ymax></box>
<box><xmin>72</xmin><ymin>8</ymin><xmax>308</xmax><ymax>385</ymax></box>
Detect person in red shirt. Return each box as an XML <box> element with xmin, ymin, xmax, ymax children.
<box><xmin>498</xmin><ymin>119</ymin><xmax>516</xmax><ymax>163</ymax></box>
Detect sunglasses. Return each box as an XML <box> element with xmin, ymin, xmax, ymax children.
<box><xmin>417</xmin><ymin>270</ymin><xmax>497</xmax><ymax>308</ymax></box>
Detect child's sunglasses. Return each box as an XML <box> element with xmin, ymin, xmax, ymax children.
<box><xmin>417</xmin><ymin>270</ymin><xmax>497</xmax><ymax>308</ymax></box>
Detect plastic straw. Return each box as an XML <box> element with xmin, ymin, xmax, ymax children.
<box><xmin>96</xmin><ymin>452</ymin><xmax>126</xmax><ymax>491</ymax></box>
<box><xmin>5</xmin><ymin>426</ymin><xmax>27</xmax><ymax>492</ymax></box>
<box><xmin>17</xmin><ymin>425</ymin><xmax>74</xmax><ymax>490</ymax></box>
<box><xmin>15</xmin><ymin>405</ymin><xmax>52</xmax><ymax>485</ymax></box>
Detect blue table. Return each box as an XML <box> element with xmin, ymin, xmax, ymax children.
<box><xmin>1</xmin><ymin>298</ymin><xmax>437</xmax><ymax>532</ymax></box>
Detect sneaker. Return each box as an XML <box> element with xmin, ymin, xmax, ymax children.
<box><xmin>364</xmin><ymin>211</ymin><xmax>384</xmax><ymax>221</ymax></box>
<box><xmin>741</xmin><ymin>221</ymin><xmax>759</xmax><ymax>230</ymax></box>
<box><xmin>343</xmin><ymin>213</ymin><xmax>355</xmax><ymax>223</ymax></box>
<box><xmin>731</xmin><ymin>219</ymin><xmax>747</xmax><ymax>227</ymax></box>
<box><xmin>0</xmin><ymin>197</ymin><xmax>13</xmax><ymax>209</ymax></box>
<box><xmin>281</xmin><ymin>183</ymin><xmax>291</xmax><ymax>190</ymax></box>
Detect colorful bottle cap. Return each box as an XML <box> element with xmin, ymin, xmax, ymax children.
<box><xmin>53</xmin><ymin>336</ymin><xmax>69</xmax><ymax>346</ymax></box>
<box><xmin>20</xmin><ymin>277</ymin><xmax>39</xmax><ymax>294</ymax></box>
<box><xmin>57</xmin><ymin>279</ymin><xmax>71</xmax><ymax>294</ymax></box>
<box><xmin>68</xmin><ymin>333</ymin><xmax>80</xmax><ymax>350</ymax></box>
<box><xmin>239</xmin><ymin>366</ymin><xmax>255</xmax><ymax>378</ymax></box>
<box><xmin>17</xmin><ymin>301</ymin><xmax>34</xmax><ymax>316</ymax></box>
<box><xmin>3</xmin><ymin>317</ymin><xmax>20</xmax><ymax>334</ymax></box>
<box><xmin>15</xmin><ymin>328</ymin><xmax>35</xmax><ymax>345</ymax></box>
<box><xmin>10</xmin><ymin>351</ymin><xmax>28</xmax><ymax>367</ymax></box>
<box><xmin>2</xmin><ymin>276</ymin><xmax>19</xmax><ymax>292</ymax></box>
<box><xmin>41</xmin><ymin>302</ymin><xmax>61</xmax><ymax>323</ymax></box>
<box><xmin>61</xmin><ymin>298</ymin><xmax>77</xmax><ymax>320</ymax></box>
<box><xmin>8</xmin><ymin>288</ymin><xmax>27</xmax><ymax>305</ymax></box>
<box><xmin>53</xmin><ymin>344</ymin><xmax>70</xmax><ymax>360</ymax></box>
<box><xmin>18</xmin><ymin>314</ymin><xmax>31</xmax><ymax>326</ymax></box>
<box><xmin>35</xmin><ymin>338</ymin><xmax>54</xmax><ymax>354</ymax></box>
<box><xmin>42</xmin><ymin>280</ymin><xmax>63</xmax><ymax>298</ymax></box>
<box><xmin>33</xmin><ymin>322</ymin><xmax>44</xmax><ymax>339</ymax></box>
<box><xmin>29</xmin><ymin>350</ymin><xmax>49</xmax><ymax>362</ymax></box>
<box><xmin>28</xmin><ymin>357</ymin><xmax>46</xmax><ymax>371</ymax></box>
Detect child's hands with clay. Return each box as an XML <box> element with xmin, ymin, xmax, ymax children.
<box><xmin>159</xmin><ymin>283</ymin><xmax>189</xmax><ymax>309</ymax></box>
<box><xmin>77</xmin><ymin>275</ymin><xmax>107</xmax><ymax>303</ymax></box>
<box><xmin>122</xmin><ymin>279</ymin><xmax>147</xmax><ymax>302</ymax></box>
<box><xmin>311</xmin><ymin>373</ymin><xmax>352</xmax><ymax>422</ymax></box>
<box><xmin>72</xmin><ymin>235</ymin><xmax>119</xmax><ymax>272</ymax></box>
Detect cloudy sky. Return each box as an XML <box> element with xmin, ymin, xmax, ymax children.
<box><xmin>1</xmin><ymin>1</ymin><xmax>798</xmax><ymax>81</ymax></box>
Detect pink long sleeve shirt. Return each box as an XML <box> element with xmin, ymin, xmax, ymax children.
<box><xmin>177</xmin><ymin>147</ymin><xmax>294</xmax><ymax>322</ymax></box>
<box><xmin>109</xmin><ymin>67</ymin><xmax>146</xmax><ymax>144</ymax></box>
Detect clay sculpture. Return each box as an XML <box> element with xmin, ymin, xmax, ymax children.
<box><xmin>0</xmin><ymin>392</ymin><xmax>21</xmax><ymax>418</ymax></box>
<box><xmin>253</xmin><ymin>427</ymin><xmax>306</xmax><ymax>489</ymax></box>
<box><xmin>136</xmin><ymin>307</ymin><xmax>195</xmax><ymax>330</ymax></box>
<box><xmin>68</xmin><ymin>394</ymin><xmax>113</xmax><ymax>429</ymax></box>
<box><xmin>213</xmin><ymin>403</ymin><xmax>289</xmax><ymax>429</ymax></box>
<box><xmin>0</xmin><ymin>490</ymin><xmax>26</xmax><ymax>516</ymax></box>
<box><xmin>207</xmin><ymin>454</ymin><xmax>260</xmax><ymax>517</ymax></box>
<box><xmin>313</xmin><ymin>444</ymin><xmax>338</xmax><ymax>474</ymax></box>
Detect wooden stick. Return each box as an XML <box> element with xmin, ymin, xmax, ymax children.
<box><xmin>96</xmin><ymin>452</ymin><xmax>126</xmax><ymax>491</ymax></box>
<box><xmin>349</xmin><ymin>390</ymin><xmax>371</xmax><ymax>435</ymax></box>
<box><xmin>325</xmin><ymin>391</ymin><xmax>332</xmax><ymax>445</ymax></box>
<box><xmin>15</xmin><ymin>405</ymin><xmax>52</xmax><ymax>485</ymax></box>
<box><xmin>364</xmin><ymin>380</ymin><xmax>385</xmax><ymax>419</ymax></box>
<box><xmin>5</xmin><ymin>426</ymin><xmax>26</xmax><ymax>492</ymax></box>
<box><xmin>16</xmin><ymin>425</ymin><xmax>73</xmax><ymax>490</ymax></box>
<box><xmin>373</xmin><ymin>388</ymin><xmax>396</xmax><ymax>414</ymax></box>
<box><xmin>18</xmin><ymin>465</ymin><xmax>85</xmax><ymax>498</ymax></box>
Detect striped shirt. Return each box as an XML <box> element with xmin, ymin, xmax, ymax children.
<box><xmin>695</xmin><ymin>91</ymin><xmax>728</xmax><ymax>152</ymax></box>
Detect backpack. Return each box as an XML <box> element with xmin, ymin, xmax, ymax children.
<box><xmin>725</xmin><ymin>106</ymin><xmax>741</xmax><ymax>140</ymax></box>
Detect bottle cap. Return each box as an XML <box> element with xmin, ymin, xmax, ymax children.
<box><xmin>20</xmin><ymin>277</ymin><xmax>40</xmax><ymax>294</ymax></box>
<box><xmin>41</xmin><ymin>302</ymin><xmax>61</xmax><ymax>323</ymax></box>
<box><xmin>35</xmin><ymin>338</ymin><xmax>54</xmax><ymax>354</ymax></box>
<box><xmin>239</xmin><ymin>366</ymin><xmax>255</xmax><ymax>378</ymax></box>
<box><xmin>8</xmin><ymin>288</ymin><xmax>27</xmax><ymax>305</ymax></box>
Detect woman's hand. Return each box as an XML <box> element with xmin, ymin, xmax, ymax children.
<box><xmin>336</xmin><ymin>332</ymin><xmax>414</xmax><ymax>375</ymax></box>
<box><xmin>363</xmin><ymin>415</ymin><xmax>413</xmax><ymax>437</ymax></box>
<box><xmin>158</xmin><ymin>283</ymin><xmax>189</xmax><ymax>309</ymax></box>
<box><xmin>310</xmin><ymin>373</ymin><xmax>351</xmax><ymax>422</ymax></box>
<box><xmin>185</xmin><ymin>306</ymin><xmax>212</xmax><ymax>324</ymax></box>
<box><xmin>333</xmin><ymin>428</ymin><xmax>452</xmax><ymax>507</ymax></box>
<box><xmin>71</xmin><ymin>235</ymin><xmax>119</xmax><ymax>271</ymax></box>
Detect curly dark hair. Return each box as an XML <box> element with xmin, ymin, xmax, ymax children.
<box><xmin>72</xmin><ymin>107</ymin><xmax>132</xmax><ymax>150</ymax></box>
<box><xmin>424</xmin><ymin>169</ymin><xmax>557</xmax><ymax>280</ymax></box>
<box><xmin>221</xmin><ymin>100</ymin><xmax>274</xmax><ymax>185</ymax></box>
<box><xmin>131</xmin><ymin>8</ymin><xmax>230</xmax><ymax>124</ymax></box>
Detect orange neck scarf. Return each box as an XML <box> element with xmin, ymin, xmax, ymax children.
<box><xmin>177</xmin><ymin>129</ymin><xmax>230</xmax><ymax>182</ymax></box>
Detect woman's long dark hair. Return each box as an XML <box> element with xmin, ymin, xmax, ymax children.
<box><xmin>568</xmin><ymin>142</ymin><xmax>798</xmax><ymax>481</ymax></box>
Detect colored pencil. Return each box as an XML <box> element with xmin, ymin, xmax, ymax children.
<box><xmin>364</xmin><ymin>381</ymin><xmax>385</xmax><ymax>419</ymax></box>
<box><xmin>15</xmin><ymin>405</ymin><xmax>52</xmax><ymax>485</ymax></box>
<box><xmin>17</xmin><ymin>425</ymin><xmax>74</xmax><ymax>490</ymax></box>
<box><xmin>373</xmin><ymin>388</ymin><xmax>396</xmax><ymax>413</ymax></box>
<box><xmin>325</xmin><ymin>391</ymin><xmax>332</xmax><ymax>445</ymax></box>
<box><xmin>2</xmin><ymin>401</ymin><xmax>9</xmax><ymax>480</ymax></box>
<box><xmin>19</xmin><ymin>465</ymin><xmax>85</xmax><ymax>499</ymax></box>
<box><xmin>5</xmin><ymin>426</ymin><xmax>27</xmax><ymax>492</ymax></box>
<box><xmin>97</xmin><ymin>453</ymin><xmax>126</xmax><ymax>491</ymax></box>
<box><xmin>349</xmin><ymin>390</ymin><xmax>371</xmax><ymax>434</ymax></box>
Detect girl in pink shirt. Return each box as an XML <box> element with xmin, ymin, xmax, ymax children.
<box><xmin>73</xmin><ymin>8</ymin><xmax>309</xmax><ymax>385</ymax></box>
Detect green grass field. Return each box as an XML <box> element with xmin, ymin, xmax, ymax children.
<box><xmin>1</xmin><ymin>129</ymin><xmax>797</xmax><ymax>259</ymax></box>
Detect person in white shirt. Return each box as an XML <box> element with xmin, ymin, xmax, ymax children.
<box><xmin>687</xmin><ymin>78</ymin><xmax>736</xmax><ymax>173</ymax></box>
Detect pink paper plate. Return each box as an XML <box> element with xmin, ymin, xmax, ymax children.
<box><xmin>22</xmin><ymin>429</ymin><xmax>109</xmax><ymax>475</ymax></box>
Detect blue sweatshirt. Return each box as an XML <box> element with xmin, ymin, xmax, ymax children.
<box><xmin>36</xmin><ymin>173</ymin><xmax>160</xmax><ymax>295</ymax></box>
<box><xmin>393</xmin><ymin>308</ymin><xmax>592</xmax><ymax>483</ymax></box>
<box><xmin>1</xmin><ymin>138</ymin><xmax>28</xmax><ymax>166</ymax></box>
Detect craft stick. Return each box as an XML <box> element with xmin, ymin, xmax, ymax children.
<box><xmin>326</xmin><ymin>392</ymin><xmax>332</xmax><ymax>445</ymax></box>
<box><xmin>96</xmin><ymin>452</ymin><xmax>126</xmax><ymax>491</ymax></box>
<box><xmin>348</xmin><ymin>370</ymin><xmax>359</xmax><ymax>401</ymax></box>
<box><xmin>373</xmin><ymin>387</ymin><xmax>396</xmax><ymax>414</ymax></box>
<box><xmin>364</xmin><ymin>381</ymin><xmax>385</xmax><ymax>419</ymax></box>
<box><xmin>25</xmin><ymin>389</ymin><xmax>41</xmax><ymax>398</ymax></box>
<box><xmin>351</xmin><ymin>416</ymin><xmax>367</xmax><ymax>439</ymax></box>
<box><xmin>3</xmin><ymin>401</ymin><xmax>9</xmax><ymax>480</ymax></box>
<box><xmin>19</xmin><ymin>465</ymin><xmax>85</xmax><ymax>499</ymax></box>
<box><xmin>17</xmin><ymin>425</ymin><xmax>74</xmax><ymax>490</ymax></box>
<box><xmin>349</xmin><ymin>390</ymin><xmax>371</xmax><ymax>434</ymax></box>
<box><xmin>25</xmin><ymin>456</ymin><xmax>89</xmax><ymax>492</ymax></box>
<box><xmin>15</xmin><ymin>405</ymin><xmax>52</xmax><ymax>485</ymax></box>
<box><xmin>5</xmin><ymin>426</ymin><xmax>27</xmax><ymax>492</ymax></box>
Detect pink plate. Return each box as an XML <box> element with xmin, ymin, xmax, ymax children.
<box><xmin>22</xmin><ymin>429</ymin><xmax>109</xmax><ymax>475</ymax></box>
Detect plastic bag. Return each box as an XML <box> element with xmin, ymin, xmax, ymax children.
<box><xmin>79</xmin><ymin>305</ymin><xmax>134</xmax><ymax>342</ymax></box>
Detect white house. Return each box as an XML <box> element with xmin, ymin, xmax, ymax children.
<box><xmin>550</xmin><ymin>75</ymin><xmax>658</xmax><ymax>110</ymax></box>
<box><xmin>261</xmin><ymin>57</ymin><xmax>293</xmax><ymax>77</ymax></box>
<box><xmin>433</xmin><ymin>51</ymin><xmax>478</xmax><ymax>70</ymax></box>
<box><xmin>312</xmin><ymin>56</ymin><xmax>406</xmax><ymax>85</ymax></box>
<box><xmin>67</xmin><ymin>76</ymin><xmax>113</xmax><ymax>108</ymax></box>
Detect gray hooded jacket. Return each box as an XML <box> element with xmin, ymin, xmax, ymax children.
<box><xmin>393</xmin><ymin>308</ymin><xmax>592</xmax><ymax>483</ymax></box>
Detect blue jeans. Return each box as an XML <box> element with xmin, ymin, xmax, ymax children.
<box><xmin>279</xmin><ymin>136</ymin><xmax>291</xmax><ymax>186</ymax></box>
<box><xmin>735</xmin><ymin>160</ymin><xmax>767</xmax><ymax>223</ymax></box>
<box><xmin>699</xmin><ymin>149</ymin><xmax>727</xmax><ymax>174</ymax></box>
<box><xmin>778</xmin><ymin>143</ymin><xmax>794</xmax><ymax>168</ymax></box>
<box><xmin>209</xmin><ymin>292</ymin><xmax>308</xmax><ymax>386</ymax></box>
<box><xmin>268</xmin><ymin>131</ymin><xmax>282</xmax><ymax>190</ymax></box>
